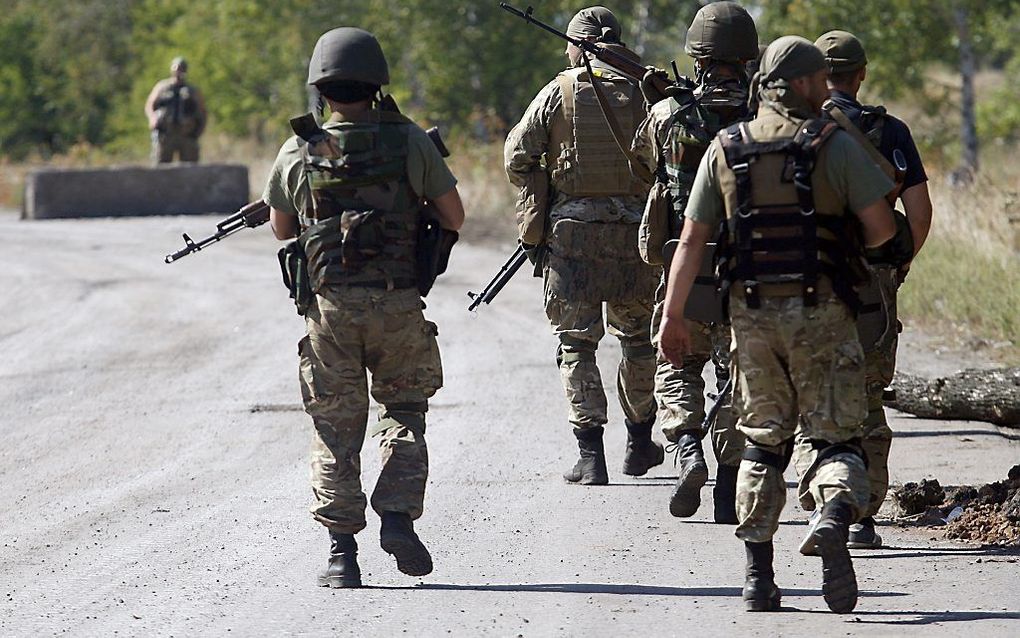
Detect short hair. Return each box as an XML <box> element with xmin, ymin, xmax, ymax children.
<box><xmin>316</xmin><ymin>80</ymin><xmax>379</xmax><ymax>104</ymax></box>
<box><xmin>829</xmin><ymin>68</ymin><xmax>862</xmax><ymax>87</ymax></box>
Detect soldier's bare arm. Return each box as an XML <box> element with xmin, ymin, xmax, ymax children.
<box><xmin>900</xmin><ymin>182</ymin><xmax>932</xmax><ymax>256</ymax></box>
<box><xmin>658</xmin><ymin>219</ymin><xmax>713</xmax><ymax>367</ymax></box>
<box><xmin>430</xmin><ymin>188</ymin><xmax>465</xmax><ymax>231</ymax></box>
<box><xmin>270</xmin><ymin>209</ymin><xmax>298</xmax><ymax>240</ymax></box>
<box><xmin>144</xmin><ymin>81</ymin><xmax>164</xmax><ymax>129</ymax></box>
<box><xmin>856</xmin><ymin>198</ymin><xmax>897</xmax><ymax>248</ymax></box>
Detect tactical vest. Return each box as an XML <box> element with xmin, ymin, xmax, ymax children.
<box><xmin>154</xmin><ymin>82</ymin><xmax>202</xmax><ymax>135</ymax></box>
<box><xmin>548</xmin><ymin>65</ymin><xmax>646</xmax><ymax>198</ymax></box>
<box><xmin>714</xmin><ymin>114</ymin><xmax>864</xmax><ymax>311</ymax></box>
<box><xmin>298</xmin><ymin>112</ymin><xmax>421</xmax><ymax>292</ymax></box>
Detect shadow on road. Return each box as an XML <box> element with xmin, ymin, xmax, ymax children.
<box><xmin>893</xmin><ymin>427</ymin><xmax>1020</xmax><ymax>442</ymax></box>
<box><xmin>417</xmin><ymin>583</ymin><xmax>907</xmax><ymax>598</ymax></box>
<box><xmin>840</xmin><ymin>610</ymin><xmax>1020</xmax><ymax>625</ymax></box>
<box><xmin>854</xmin><ymin>545</ymin><xmax>1020</xmax><ymax>560</ymax></box>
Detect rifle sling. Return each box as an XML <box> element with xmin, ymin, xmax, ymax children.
<box><xmin>580</xmin><ymin>53</ymin><xmax>655</xmax><ymax>185</ymax></box>
<box><xmin>826</xmin><ymin>105</ymin><xmax>896</xmax><ymax>181</ymax></box>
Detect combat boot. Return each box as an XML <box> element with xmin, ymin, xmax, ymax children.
<box><xmin>667</xmin><ymin>432</ymin><xmax>709</xmax><ymax>517</ymax></box>
<box><xmin>847</xmin><ymin>516</ymin><xmax>883</xmax><ymax>549</ymax></box>
<box><xmin>380</xmin><ymin>511</ymin><xmax>433</xmax><ymax>577</ymax></box>
<box><xmin>812</xmin><ymin>500</ymin><xmax>859</xmax><ymax>613</ymax></box>
<box><xmin>563</xmin><ymin>426</ymin><xmax>609</xmax><ymax>485</ymax></box>
<box><xmin>621</xmin><ymin>418</ymin><xmax>664</xmax><ymax>477</ymax></box>
<box><xmin>743</xmin><ymin>541</ymin><xmax>781</xmax><ymax>612</ymax></box>
<box><xmin>712</xmin><ymin>465</ymin><xmax>739</xmax><ymax>524</ymax></box>
<box><xmin>317</xmin><ymin>531</ymin><xmax>362</xmax><ymax>588</ymax></box>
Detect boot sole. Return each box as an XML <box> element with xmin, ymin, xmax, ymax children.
<box><xmin>381</xmin><ymin>535</ymin><xmax>434</xmax><ymax>577</ymax></box>
<box><xmin>813</xmin><ymin>524</ymin><xmax>858</xmax><ymax>613</ymax></box>
<box><xmin>317</xmin><ymin>575</ymin><xmax>363</xmax><ymax>588</ymax></box>
<box><xmin>669</xmin><ymin>461</ymin><xmax>708</xmax><ymax>517</ymax></box>
<box><xmin>621</xmin><ymin>444</ymin><xmax>665</xmax><ymax>477</ymax></box>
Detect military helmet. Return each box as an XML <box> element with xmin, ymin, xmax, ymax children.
<box><xmin>170</xmin><ymin>56</ymin><xmax>188</xmax><ymax>72</ymax></box>
<box><xmin>685</xmin><ymin>2</ymin><xmax>758</xmax><ymax>62</ymax></box>
<box><xmin>307</xmin><ymin>27</ymin><xmax>389</xmax><ymax>86</ymax></box>
<box><xmin>815</xmin><ymin>30</ymin><xmax>868</xmax><ymax>74</ymax></box>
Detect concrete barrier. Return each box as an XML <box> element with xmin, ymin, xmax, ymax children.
<box><xmin>22</xmin><ymin>163</ymin><xmax>250</xmax><ymax>220</ymax></box>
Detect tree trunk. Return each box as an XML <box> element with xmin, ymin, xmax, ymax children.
<box><xmin>888</xmin><ymin>368</ymin><xmax>1020</xmax><ymax>428</ymax></box>
<box><xmin>631</xmin><ymin>0</ymin><xmax>652</xmax><ymax>59</ymax></box>
<box><xmin>953</xmin><ymin>4</ymin><xmax>979</xmax><ymax>179</ymax></box>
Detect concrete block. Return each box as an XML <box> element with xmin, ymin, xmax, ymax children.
<box><xmin>22</xmin><ymin>163</ymin><xmax>249</xmax><ymax>220</ymax></box>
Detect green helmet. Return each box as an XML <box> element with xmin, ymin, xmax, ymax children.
<box><xmin>684</xmin><ymin>1</ymin><xmax>758</xmax><ymax>63</ymax></box>
<box><xmin>170</xmin><ymin>56</ymin><xmax>187</xmax><ymax>73</ymax></box>
<box><xmin>307</xmin><ymin>27</ymin><xmax>389</xmax><ymax>86</ymax></box>
<box><xmin>815</xmin><ymin>30</ymin><xmax>868</xmax><ymax>74</ymax></box>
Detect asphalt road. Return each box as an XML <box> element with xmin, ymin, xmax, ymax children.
<box><xmin>1</xmin><ymin>212</ymin><xmax>1018</xmax><ymax>637</ymax></box>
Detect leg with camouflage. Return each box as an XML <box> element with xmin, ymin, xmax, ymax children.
<box><xmin>152</xmin><ymin>131</ymin><xmax>175</xmax><ymax>164</ymax></box>
<box><xmin>652</xmin><ymin>299</ymin><xmax>711</xmax><ymax>517</ymax></box>
<box><xmin>709</xmin><ymin>328</ymin><xmax>743</xmax><ymax>524</ymax></box>
<box><xmin>732</xmin><ymin>297</ymin><xmax>869</xmax><ymax>614</ymax></box>
<box><xmin>178</xmin><ymin>135</ymin><xmax>200</xmax><ymax>162</ymax></box>
<box><xmin>546</xmin><ymin>296</ymin><xmax>610</xmax><ymax>485</ymax></box>
<box><xmin>607</xmin><ymin>299</ymin><xmax>662</xmax><ymax>476</ymax></box>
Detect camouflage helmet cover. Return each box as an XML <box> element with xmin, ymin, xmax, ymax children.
<box><xmin>170</xmin><ymin>56</ymin><xmax>188</xmax><ymax>72</ymax></box>
<box><xmin>307</xmin><ymin>27</ymin><xmax>390</xmax><ymax>86</ymax></box>
<box><xmin>684</xmin><ymin>1</ymin><xmax>759</xmax><ymax>62</ymax></box>
<box><xmin>814</xmin><ymin>30</ymin><xmax>868</xmax><ymax>74</ymax></box>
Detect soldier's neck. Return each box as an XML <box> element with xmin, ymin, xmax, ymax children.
<box><xmin>326</xmin><ymin>100</ymin><xmax>373</xmax><ymax>122</ymax></box>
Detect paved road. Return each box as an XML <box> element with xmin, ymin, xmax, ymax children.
<box><xmin>1</xmin><ymin>213</ymin><xmax>1017</xmax><ymax>636</ymax></box>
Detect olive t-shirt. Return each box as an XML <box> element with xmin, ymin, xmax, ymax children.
<box><xmin>685</xmin><ymin>128</ymin><xmax>894</xmax><ymax>228</ymax></box>
<box><xmin>262</xmin><ymin>112</ymin><xmax>457</xmax><ymax>217</ymax></box>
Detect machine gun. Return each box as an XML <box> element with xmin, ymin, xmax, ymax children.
<box><xmin>164</xmin><ymin>200</ymin><xmax>269</xmax><ymax>264</ymax></box>
<box><xmin>467</xmin><ymin>244</ymin><xmax>529</xmax><ymax>311</ymax></box>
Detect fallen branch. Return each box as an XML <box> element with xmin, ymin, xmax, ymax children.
<box><xmin>888</xmin><ymin>367</ymin><xmax>1020</xmax><ymax>428</ymax></box>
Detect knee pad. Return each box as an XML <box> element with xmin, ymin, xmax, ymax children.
<box><xmin>742</xmin><ymin>437</ymin><xmax>794</xmax><ymax>471</ymax></box>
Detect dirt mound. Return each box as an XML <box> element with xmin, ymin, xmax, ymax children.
<box><xmin>889</xmin><ymin>465</ymin><xmax>1020</xmax><ymax>545</ymax></box>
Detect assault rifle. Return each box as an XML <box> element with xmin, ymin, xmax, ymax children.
<box><xmin>164</xmin><ymin>200</ymin><xmax>269</xmax><ymax>263</ymax></box>
<box><xmin>467</xmin><ymin>244</ymin><xmax>529</xmax><ymax>311</ymax></box>
<box><xmin>499</xmin><ymin>3</ymin><xmax>685</xmax><ymax>104</ymax></box>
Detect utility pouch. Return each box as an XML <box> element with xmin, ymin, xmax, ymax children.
<box><xmin>339</xmin><ymin>209</ymin><xmax>386</xmax><ymax>271</ymax></box>
<box><xmin>416</xmin><ymin>209</ymin><xmax>459</xmax><ymax>297</ymax></box>
<box><xmin>638</xmin><ymin>180</ymin><xmax>671</xmax><ymax>265</ymax></box>
<box><xmin>278</xmin><ymin>240</ymin><xmax>313</xmax><ymax>316</ymax></box>
<box><xmin>663</xmin><ymin>239</ymin><xmax>724</xmax><ymax>324</ymax></box>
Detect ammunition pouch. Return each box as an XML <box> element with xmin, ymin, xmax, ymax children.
<box><xmin>638</xmin><ymin>180</ymin><xmax>671</xmax><ymax>265</ymax></box>
<box><xmin>278</xmin><ymin>240</ymin><xmax>314</xmax><ymax>316</ymax></box>
<box><xmin>416</xmin><ymin>209</ymin><xmax>459</xmax><ymax>297</ymax></box>
<box><xmin>663</xmin><ymin>238</ymin><xmax>725</xmax><ymax>324</ymax></box>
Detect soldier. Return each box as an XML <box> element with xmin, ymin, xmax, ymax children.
<box><xmin>657</xmin><ymin>37</ymin><xmax>897</xmax><ymax>613</ymax></box>
<box><xmin>795</xmin><ymin>30</ymin><xmax>933</xmax><ymax>551</ymax></box>
<box><xmin>631</xmin><ymin>1</ymin><xmax>758</xmax><ymax>524</ymax></box>
<box><xmin>144</xmin><ymin>57</ymin><xmax>207</xmax><ymax>163</ymax></box>
<box><xmin>504</xmin><ymin>6</ymin><xmax>662</xmax><ymax>485</ymax></box>
<box><xmin>263</xmin><ymin>27</ymin><xmax>465</xmax><ymax>587</ymax></box>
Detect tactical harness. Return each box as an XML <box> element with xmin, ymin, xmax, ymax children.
<box><xmin>716</xmin><ymin>118</ymin><xmax>863</xmax><ymax>313</ymax></box>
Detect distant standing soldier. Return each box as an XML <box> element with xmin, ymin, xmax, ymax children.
<box><xmin>262</xmin><ymin>27</ymin><xmax>465</xmax><ymax>587</ymax></box>
<box><xmin>658</xmin><ymin>37</ymin><xmax>896</xmax><ymax>613</ymax></box>
<box><xmin>794</xmin><ymin>30</ymin><xmax>933</xmax><ymax>551</ymax></box>
<box><xmin>504</xmin><ymin>6</ymin><xmax>662</xmax><ymax>485</ymax></box>
<box><xmin>145</xmin><ymin>57</ymin><xmax>207</xmax><ymax>163</ymax></box>
<box><xmin>631</xmin><ymin>1</ymin><xmax>758</xmax><ymax>524</ymax></box>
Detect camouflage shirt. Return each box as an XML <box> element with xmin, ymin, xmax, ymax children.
<box><xmin>504</xmin><ymin>63</ymin><xmax>645</xmax><ymax>225</ymax></box>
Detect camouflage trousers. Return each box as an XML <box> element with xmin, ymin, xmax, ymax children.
<box><xmin>650</xmin><ymin>286</ymin><xmax>741</xmax><ymax>465</ymax></box>
<box><xmin>299</xmin><ymin>286</ymin><xmax>442</xmax><ymax>534</ymax></box>
<box><xmin>152</xmin><ymin>130</ymin><xmax>199</xmax><ymax>163</ymax></box>
<box><xmin>544</xmin><ymin>294</ymin><xmax>657</xmax><ymax>430</ymax></box>
<box><xmin>793</xmin><ymin>266</ymin><xmax>898</xmax><ymax>517</ymax></box>
<box><xmin>730</xmin><ymin>294</ymin><xmax>869</xmax><ymax>543</ymax></box>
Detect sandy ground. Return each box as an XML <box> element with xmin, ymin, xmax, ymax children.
<box><xmin>1</xmin><ymin>211</ymin><xmax>1018</xmax><ymax>637</ymax></box>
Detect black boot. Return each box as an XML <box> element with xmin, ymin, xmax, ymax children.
<box><xmin>563</xmin><ymin>426</ymin><xmax>609</xmax><ymax>485</ymax></box>
<box><xmin>380</xmin><ymin>511</ymin><xmax>433</xmax><ymax>577</ymax></box>
<box><xmin>743</xmin><ymin>541</ymin><xmax>781</xmax><ymax>612</ymax></box>
<box><xmin>667</xmin><ymin>432</ymin><xmax>708</xmax><ymax>517</ymax></box>
<box><xmin>812</xmin><ymin>500</ymin><xmax>858</xmax><ymax>614</ymax></box>
<box><xmin>713</xmin><ymin>465</ymin><xmax>739</xmax><ymax>524</ymax></box>
<box><xmin>317</xmin><ymin>531</ymin><xmax>362</xmax><ymax>588</ymax></box>
<box><xmin>621</xmin><ymin>418</ymin><xmax>664</xmax><ymax>477</ymax></box>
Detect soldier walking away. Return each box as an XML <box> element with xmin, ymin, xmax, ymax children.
<box><xmin>145</xmin><ymin>56</ymin><xmax>207</xmax><ymax>163</ymax></box>
<box><xmin>631</xmin><ymin>1</ymin><xmax>758</xmax><ymax>524</ymax></box>
<box><xmin>795</xmin><ymin>29</ymin><xmax>933</xmax><ymax>552</ymax></box>
<box><xmin>504</xmin><ymin>6</ymin><xmax>662</xmax><ymax>486</ymax></box>
<box><xmin>262</xmin><ymin>27</ymin><xmax>465</xmax><ymax>587</ymax></box>
<box><xmin>657</xmin><ymin>37</ymin><xmax>897</xmax><ymax>613</ymax></box>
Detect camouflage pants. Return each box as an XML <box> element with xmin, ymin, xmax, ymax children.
<box><xmin>299</xmin><ymin>286</ymin><xmax>442</xmax><ymax>534</ymax></box>
<box><xmin>544</xmin><ymin>295</ymin><xmax>657</xmax><ymax>430</ymax></box>
<box><xmin>650</xmin><ymin>286</ymin><xmax>741</xmax><ymax>465</ymax></box>
<box><xmin>730</xmin><ymin>294</ymin><xmax>869</xmax><ymax>543</ymax></box>
<box><xmin>152</xmin><ymin>130</ymin><xmax>199</xmax><ymax>163</ymax></box>
<box><xmin>793</xmin><ymin>266</ymin><xmax>898</xmax><ymax>516</ymax></box>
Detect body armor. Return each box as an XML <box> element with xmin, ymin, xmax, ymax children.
<box><xmin>548</xmin><ymin>65</ymin><xmax>646</xmax><ymax>198</ymax></box>
<box><xmin>714</xmin><ymin>114</ymin><xmax>865</xmax><ymax>311</ymax></box>
<box><xmin>298</xmin><ymin>111</ymin><xmax>421</xmax><ymax>292</ymax></box>
<box><xmin>153</xmin><ymin>82</ymin><xmax>202</xmax><ymax>135</ymax></box>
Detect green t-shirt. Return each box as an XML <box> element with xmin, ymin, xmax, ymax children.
<box><xmin>685</xmin><ymin>128</ymin><xmax>894</xmax><ymax>227</ymax></box>
<box><xmin>262</xmin><ymin>113</ymin><xmax>457</xmax><ymax>217</ymax></box>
